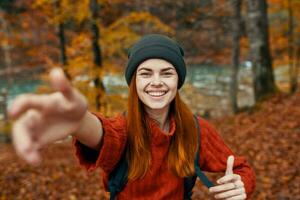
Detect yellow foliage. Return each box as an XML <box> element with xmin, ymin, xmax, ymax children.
<box><xmin>266</xmin><ymin>0</ymin><xmax>300</xmax><ymax>68</ymax></box>
<box><xmin>66</xmin><ymin>33</ymin><xmax>94</xmax><ymax>77</ymax></box>
<box><xmin>31</xmin><ymin>3</ymin><xmax>175</xmax><ymax>112</ymax></box>
<box><xmin>73</xmin><ymin>80</ymin><xmax>99</xmax><ymax>111</ymax></box>
<box><xmin>0</xmin><ymin>121</ymin><xmax>11</xmax><ymax>136</ymax></box>
<box><xmin>108</xmin><ymin>11</ymin><xmax>174</xmax><ymax>36</ymax></box>
<box><xmin>33</xmin><ymin>0</ymin><xmax>91</xmax><ymax>24</ymax></box>
<box><xmin>100</xmin><ymin>94</ymin><xmax>128</xmax><ymax>117</ymax></box>
<box><xmin>101</xmin><ymin>60</ymin><xmax>124</xmax><ymax>74</ymax></box>
<box><xmin>101</xmin><ymin>11</ymin><xmax>175</xmax><ymax>62</ymax></box>
<box><xmin>64</xmin><ymin>11</ymin><xmax>175</xmax><ymax>78</ymax></box>
<box><xmin>101</xmin><ymin>26</ymin><xmax>140</xmax><ymax>60</ymax></box>
<box><xmin>68</xmin><ymin>0</ymin><xmax>90</xmax><ymax>23</ymax></box>
<box><xmin>65</xmin><ymin>32</ymin><xmax>104</xmax><ymax>111</ymax></box>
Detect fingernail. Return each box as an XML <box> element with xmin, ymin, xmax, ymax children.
<box><xmin>27</xmin><ymin>152</ymin><xmax>41</xmax><ymax>166</ymax></box>
<box><xmin>51</xmin><ymin>68</ymin><xmax>59</xmax><ymax>77</ymax></box>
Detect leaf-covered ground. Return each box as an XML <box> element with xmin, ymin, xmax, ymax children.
<box><xmin>1</xmin><ymin>91</ymin><xmax>299</xmax><ymax>199</ymax></box>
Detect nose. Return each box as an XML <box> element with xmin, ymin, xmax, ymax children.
<box><xmin>150</xmin><ymin>75</ymin><xmax>163</xmax><ymax>86</ymax></box>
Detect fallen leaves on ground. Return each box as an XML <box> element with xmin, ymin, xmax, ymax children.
<box><xmin>0</xmin><ymin>142</ymin><xmax>108</xmax><ymax>200</ymax></box>
<box><xmin>195</xmin><ymin>92</ymin><xmax>300</xmax><ymax>200</ymax></box>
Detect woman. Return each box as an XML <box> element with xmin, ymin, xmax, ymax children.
<box><xmin>10</xmin><ymin>34</ymin><xmax>255</xmax><ymax>199</ymax></box>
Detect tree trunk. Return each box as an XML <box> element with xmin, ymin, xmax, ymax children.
<box><xmin>90</xmin><ymin>0</ymin><xmax>104</xmax><ymax>110</ymax></box>
<box><xmin>58</xmin><ymin>22</ymin><xmax>67</xmax><ymax>65</ymax></box>
<box><xmin>0</xmin><ymin>90</ymin><xmax>8</xmax><ymax>121</ymax></box>
<box><xmin>230</xmin><ymin>0</ymin><xmax>242</xmax><ymax>113</ymax></box>
<box><xmin>54</xmin><ymin>1</ymin><xmax>67</xmax><ymax>65</ymax></box>
<box><xmin>90</xmin><ymin>0</ymin><xmax>102</xmax><ymax>66</ymax></box>
<box><xmin>54</xmin><ymin>1</ymin><xmax>69</xmax><ymax>78</ymax></box>
<box><xmin>0</xmin><ymin>9</ymin><xmax>12</xmax><ymax>121</ymax></box>
<box><xmin>246</xmin><ymin>0</ymin><xmax>276</xmax><ymax>102</ymax></box>
<box><xmin>288</xmin><ymin>0</ymin><xmax>297</xmax><ymax>93</ymax></box>
<box><xmin>294</xmin><ymin>44</ymin><xmax>300</xmax><ymax>89</ymax></box>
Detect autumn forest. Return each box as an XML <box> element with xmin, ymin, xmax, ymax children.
<box><xmin>0</xmin><ymin>0</ymin><xmax>300</xmax><ymax>199</ymax></box>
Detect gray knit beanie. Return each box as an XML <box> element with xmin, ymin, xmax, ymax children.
<box><xmin>125</xmin><ymin>34</ymin><xmax>186</xmax><ymax>88</ymax></box>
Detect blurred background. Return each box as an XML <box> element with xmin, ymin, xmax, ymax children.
<box><xmin>0</xmin><ymin>0</ymin><xmax>299</xmax><ymax>199</ymax></box>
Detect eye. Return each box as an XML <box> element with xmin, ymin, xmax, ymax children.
<box><xmin>139</xmin><ymin>72</ymin><xmax>151</xmax><ymax>77</ymax></box>
<box><xmin>162</xmin><ymin>72</ymin><xmax>174</xmax><ymax>76</ymax></box>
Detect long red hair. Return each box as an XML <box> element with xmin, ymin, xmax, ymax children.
<box><xmin>126</xmin><ymin>73</ymin><xmax>198</xmax><ymax>180</ymax></box>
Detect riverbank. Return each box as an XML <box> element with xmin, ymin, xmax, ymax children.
<box><xmin>0</xmin><ymin>64</ymin><xmax>293</xmax><ymax>120</ymax></box>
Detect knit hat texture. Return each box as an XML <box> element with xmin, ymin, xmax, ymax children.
<box><xmin>125</xmin><ymin>34</ymin><xmax>186</xmax><ymax>88</ymax></box>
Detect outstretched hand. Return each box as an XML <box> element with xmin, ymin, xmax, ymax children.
<box><xmin>9</xmin><ymin>68</ymin><xmax>88</xmax><ymax>165</ymax></box>
<box><xmin>208</xmin><ymin>155</ymin><xmax>247</xmax><ymax>200</ymax></box>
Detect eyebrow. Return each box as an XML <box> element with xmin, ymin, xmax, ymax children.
<box><xmin>137</xmin><ymin>67</ymin><xmax>175</xmax><ymax>72</ymax></box>
<box><xmin>137</xmin><ymin>67</ymin><xmax>152</xmax><ymax>72</ymax></box>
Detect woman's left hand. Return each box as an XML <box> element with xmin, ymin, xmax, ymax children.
<box><xmin>208</xmin><ymin>155</ymin><xmax>247</xmax><ymax>200</ymax></box>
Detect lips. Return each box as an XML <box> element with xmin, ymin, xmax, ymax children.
<box><xmin>146</xmin><ymin>91</ymin><xmax>168</xmax><ymax>97</ymax></box>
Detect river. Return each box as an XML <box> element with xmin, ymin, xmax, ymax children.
<box><xmin>0</xmin><ymin>64</ymin><xmax>290</xmax><ymax>119</ymax></box>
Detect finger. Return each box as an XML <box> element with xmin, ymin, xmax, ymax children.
<box><xmin>226</xmin><ymin>193</ymin><xmax>247</xmax><ymax>200</ymax></box>
<box><xmin>214</xmin><ymin>187</ymin><xmax>245</xmax><ymax>199</ymax></box>
<box><xmin>209</xmin><ymin>182</ymin><xmax>236</xmax><ymax>194</ymax></box>
<box><xmin>22</xmin><ymin>110</ymin><xmax>44</xmax><ymax>140</ymax></box>
<box><xmin>12</xmin><ymin>117</ymin><xmax>41</xmax><ymax>165</ymax></box>
<box><xmin>191</xmin><ymin>187</ymin><xmax>203</xmax><ymax>199</ymax></box>
<box><xmin>9</xmin><ymin>94</ymin><xmax>46</xmax><ymax>119</ymax></box>
<box><xmin>226</xmin><ymin>155</ymin><xmax>234</xmax><ymax>175</ymax></box>
<box><xmin>49</xmin><ymin>68</ymin><xmax>73</xmax><ymax>100</ymax></box>
<box><xmin>217</xmin><ymin>174</ymin><xmax>241</xmax><ymax>184</ymax></box>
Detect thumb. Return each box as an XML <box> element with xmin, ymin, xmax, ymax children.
<box><xmin>49</xmin><ymin>68</ymin><xmax>73</xmax><ymax>100</ymax></box>
<box><xmin>225</xmin><ymin>155</ymin><xmax>234</xmax><ymax>175</ymax></box>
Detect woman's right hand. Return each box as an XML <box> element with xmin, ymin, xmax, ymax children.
<box><xmin>9</xmin><ymin>68</ymin><xmax>88</xmax><ymax>165</ymax></box>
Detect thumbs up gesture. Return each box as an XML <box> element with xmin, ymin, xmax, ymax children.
<box><xmin>208</xmin><ymin>155</ymin><xmax>247</xmax><ymax>199</ymax></box>
<box><xmin>9</xmin><ymin>68</ymin><xmax>88</xmax><ymax>165</ymax></box>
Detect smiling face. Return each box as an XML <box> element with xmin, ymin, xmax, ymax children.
<box><xmin>135</xmin><ymin>58</ymin><xmax>179</xmax><ymax>114</ymax></box>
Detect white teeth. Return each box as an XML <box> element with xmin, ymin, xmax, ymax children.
<box><xmin>147</xmin><ymin>91</ymin><xmax>167</xmax><ymax>97</ymax></box>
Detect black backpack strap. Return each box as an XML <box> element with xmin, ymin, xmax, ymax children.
<box><xmin>108</xmin><ymin>152</ymin><xmax>129</xmax><ymax>200</ymax></box>
<box><xmin>183</xmin><ymin>115</ymin><xmax>214</xmax><ymax>199</ymax></box>
<box><xmin>193</xmin><ymin>115</ymin><xmax>214</xmax><ymax>188</ymax></box>
<box><xmin>183</xmin><ymin>176</ymin><xmax>197</xmax><ymax>200</ymax></box>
